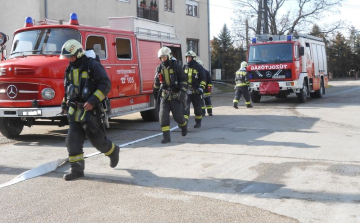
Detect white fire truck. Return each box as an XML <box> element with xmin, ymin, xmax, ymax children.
<box><xmin>0</xmin><ymin>14</ymin><xmax>183</xmax><ymax>137</ymax></box>
<box><xmin>247</xmin><ymin>34</ymin><xmax>328</xmax><ymax>103</ymax></box>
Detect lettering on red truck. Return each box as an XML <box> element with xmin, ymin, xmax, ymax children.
<box><xmin>0</xmin><ymin>13</ymin><xmax>183</xmax><ymax>138</ymax></box>
<box><xmin>247</xmin><ymin>34</ymin><xmax>328</xmax><ymax>104</ymax></box>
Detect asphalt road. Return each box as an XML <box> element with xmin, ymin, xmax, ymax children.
<box><xmin>0</xmin><ymin>80</ymin><xmax>359</xmax><ymax>223</ymax></box>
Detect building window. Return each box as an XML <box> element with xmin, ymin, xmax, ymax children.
<box><xmin>165</xmin><ymin>0</ymin><xmax>173</xmax><ymax>11</ymax></box>
<box><xmin>117</xmin><ymin>0</ymin><xmax>129</xmax><ymax>2</ymax></box>
<box><xmin>187</xmin><ymin>39</ymin><xmax>199</xmax><ymax>56</ymax></box>
<box><xmin>186</xmin><ymin>0</ymin><xmax>198</xmax><ymax>17</ymax></box>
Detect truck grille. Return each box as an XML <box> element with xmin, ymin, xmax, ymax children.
<box><xmin>0</xmin><ymin>83</ymin><xmax>39</xmax><ymax>100</ymax></box>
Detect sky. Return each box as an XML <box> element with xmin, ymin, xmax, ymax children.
<box><xmin>209</xmin><ymin>0</ymin><xmax>360</xmax><ymax>39</ymax></box>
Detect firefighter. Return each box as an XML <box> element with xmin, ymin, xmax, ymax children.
<box><xmin>233</xmin><ymin>61</ymin><xmax>253</xmax><ymax>108</ymax></box>
<box><xmin>60</xmin><ymin>39</ymin><xmax>120</xmax><ymax>181</ymax></box>
<box><xmin>153</xmin><ymin>47</ymin><xmax>188</xmax><ymax>144</ymax></box>
<box><xmin>196</xmin><ymin>59</ymin><xmax>213</xmax><ymax>116</ymax></box>
<box><xmin>183</xmin><ymin>51</ymin><xmax>206</xmax><ymax>128</ymax></box>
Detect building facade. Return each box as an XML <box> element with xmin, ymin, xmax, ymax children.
<box><xmin>0</xmin><ymin>0</ymin><xmax>210</xmax><ymax>69</ymax></box>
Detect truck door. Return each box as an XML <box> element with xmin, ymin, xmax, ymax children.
<box><xmin>84</xmin><ymin>34</ymin><xmax>114</xmax><ymax>96</ymax></box>
<box><xmin>111</xmin><ymin>35</ymin><xmax>139</xmax><ymax>97</ymax></box>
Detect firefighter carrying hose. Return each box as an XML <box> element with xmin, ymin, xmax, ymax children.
<box><xmin>60</xmin><ymin>39</ymin><xmax>120</xmax><ymax>181</ymax></box>
<box><xmin>233</xmin><ymin>61</ymin><xmax>253</xmax><ymax>109</ymax></box>
<box><xmin>153</xmin><ymin>47</ymin><xmax>188</xmax><ymax>144</ymax></box>
<box><xmin>183</xmin><ymin>51</ymin><xmax>206</xmax><ymax>128</ymax></box>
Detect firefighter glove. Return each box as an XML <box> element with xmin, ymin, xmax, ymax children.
<box><xmin>195</xmin><ymin>88</ymin><xmax>203</xmax><ymax>95</ymax></box>
<box><xmin>179</xmin><ymin>90</ymin><xmax>187</xmax><ymax>102</ymax></box>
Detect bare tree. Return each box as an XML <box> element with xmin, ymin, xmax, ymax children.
<box><xmin>231</xmin><ymin>0</ymin><xmax>344</xmax><ymax>38</ymax></box>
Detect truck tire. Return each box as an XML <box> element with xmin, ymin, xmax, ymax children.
<box><xmin>0</xmin><ymin>117</ymin><xmax>24</xmax><ymax>138</ymax></box>
<box><xmin>297</xmin><ymin>82</ymin><xmax>308</xmax><ymax>103</ymax></box>
<box><xmin>311</xmin><ymin>79</ymin><xmax>324</xmax><ymax>98</ymax></box>
<box><xmin>251</xmin><ymin>91</ymin><xmax>261</xmax><ymax>103</ymax></box>
<box><xmin>140</xmin><ymin>107</ymin><xmax>159</xmax><ymax>122</ymax></box>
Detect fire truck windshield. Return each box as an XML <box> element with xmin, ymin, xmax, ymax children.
<box><xmin>10</xmin><ymin>28</ymin><xmax>81</xmax><ymax>58</ymax></box>
<box><xmin>248</xmin><ymin>43</ymin><xmax>293</xmax><ymax>64</ymax></box>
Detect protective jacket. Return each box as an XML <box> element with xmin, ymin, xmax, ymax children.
<box><xmin>235</xmin><ymin>67</ymin><xmax>250</xmax><ymax>87</ymax></box>
<box><xmin>153</xmin><ymin>59</ymin><xmax>187</xmax><ymax>99</ymax></box>
<box><xmin>62</xmin><ymin>55</ymin><xmax>110</xmax><ymax>122</ymax></box>
<box><xmin>183</xmin><ymin>60</ymin><xmax>206</xmax><ymax>93</ymax></box>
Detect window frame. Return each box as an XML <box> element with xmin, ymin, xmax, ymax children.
<box><xmin>186</xmin><ymin>39</ymin><xmax>199</xmax><ymax>56</ymax></box>
<box><xmin>85</xmin><ymin>35</ymin><xmax>108</xmax><ymax>60</ymax></box>
<box><xmin>164</xmin><ymin>0</ymin><xmax>173</xmax><ymax>12</ymax></box>
<box><xmin>115</xmin><ymin>37</ymin><xmax>133</xmax><ymax>60</ymax></box>
<box><xmin>186</xmin><ymin>0</ymin><xmax>199</xmax><ymax>17</ymax></box>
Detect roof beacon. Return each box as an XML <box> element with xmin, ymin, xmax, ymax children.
<box><xmin>25</xmin><ymin>17</ymin><xmax>34</xmax><ymax>27</ymax></box>
<box><xmin>69</xmin><ymin>13</ymin><xmax>79</xmax><ymax>25</ymax></box>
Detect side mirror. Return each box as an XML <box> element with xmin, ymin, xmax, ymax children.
<box><xmin>0</xmin><ymin>32</ymin><xmax>8</xmax><ymax>47</ymax></box>
<box><xmin>299</xmin><ymin>46</ymin><xmax>304</xmax><ymax>56</ymax></box>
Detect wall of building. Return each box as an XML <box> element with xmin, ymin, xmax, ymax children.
<box><xmin>0</xmin><ymin>0</ymin><xmax>210</xmax><ymax>70</ymax></box>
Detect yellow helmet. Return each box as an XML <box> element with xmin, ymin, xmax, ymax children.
<box><xmin>60</xmin><ymin>39</ymin><xmax>84</xmax><ymax>59</ymax></box>
<box><xmin>240</xmin><ymin>61</ymin><xmax>248</xmax><ymax>68</ymax></box>
<box><xmin>185</xmin><ymin>50</ymin><xmax>196</xmax><ymax>58</ymax></box>
<box><xmin>157</xmin><ymin>47</ymin><xmax>172</xmax><ymax>60</ymax></box>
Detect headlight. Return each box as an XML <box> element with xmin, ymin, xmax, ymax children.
<box><xmin>41</xmin><ymin>88</ymin><xmax>55</xmax><ymax>100</ymax></box>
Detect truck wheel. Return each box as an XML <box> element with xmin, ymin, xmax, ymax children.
<box><xmin>297</xmin><ymin>82</ymin><xmax>308</xmax><ymax>103</ymax></box>
<box><xmin>315</xmin><ymin>79</ymin><xmax>324</xmax><ymax>98</ymax></box>
<box><xmin>0</xmin><ymin>117</ymin><xmax>24</xmax><ymax>138</ymax></box>
<box><xmin>140</xmin><ymin>106</ymin><xmax>159</xmax><ymax>122</ymax></box>
<box><xmin>251</xmin><ymin>91</ymin><xmax>261</xmax><ymax>103</ymax></box>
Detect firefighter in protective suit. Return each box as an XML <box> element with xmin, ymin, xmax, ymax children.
<box><xmin>196</xmin><ymin>59</ymin><xmax>213</xmax><ymax>116</ymax></box>
<box><xmin>183</xmin><ymin>51</ymin><xmax>206</xmax><ymax>128</ymax></box>
<box><xmin>233</xmin><ymin>61</ymin><xmax>253</xmax><ymax>108</ymax></box>
<box><xmin>60</xmin><ymin>39</ymin><xmax>120</xmax><ymax>181</ymax></box>
<box><xmin>153</xmin><ymin>47</ymin><xmax>188</xmax><ymax>144</ymax></box>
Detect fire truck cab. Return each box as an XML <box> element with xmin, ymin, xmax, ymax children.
<box><xmin>0</xmin><ymin>14</ymin><xmax>182</xmax><ymax>138</ymax></box>
<box><xmin>247</xmin><ymin>34</ymin><xmax>328</xmax><ymax>103</ymax></box>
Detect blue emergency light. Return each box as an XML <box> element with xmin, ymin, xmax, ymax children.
<box><xmin>25</xmin><ymin>17</ymin><xmax>34</xmax><ymax>27</ymax></box>
<box><xmin>252</xmin><ymin>37</ymin><xmax>256</xmax><ymax>43</ymax></box>
<box><xmin>69</xmin><ymin>13</ymin><xmax>79</xmax><ymax>25</ymax></box>
<box><xmin>287</xmin><ymin>35</ymin><xmax>292</xmax><ymax>41</ymax></box>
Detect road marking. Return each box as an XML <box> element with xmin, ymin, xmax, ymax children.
<box><xmin>0</xmin><ymin>126</ymin><xmax>179</xmax><ymax>189</ymax></box>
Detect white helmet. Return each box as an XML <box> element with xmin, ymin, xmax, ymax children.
<box><xmin>158</xmin><ymin>47</ymin><xmax>172</xmax><ymax>60</ymax></box>
<box><xmin>60</xmin><ymin>39</ymin><xmax>84</xmax><ymax>59</ymax></box>
<box><xmin>185</xmin><ymin>50</ymin><xmax>197</xmax><ymax>58</ymax></box>
<box><xmin>240</xmin><ymin>61</ymin><xmax>248</xmax><ymax>68</ymax></box>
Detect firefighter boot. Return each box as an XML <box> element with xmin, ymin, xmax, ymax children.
<box><xmin>161</xmin><ymin>131</ymin><xmax>171</xmax><ymax>144</ymax></box>
<box><xmin>208</xmin><ymin>108</ymin><xmax>213</xmax><ymax>116</ymax></box>
<box><xmin>233</xmin><ymin>102</ymin><xmax>238</xmax><ymax>109</ymax></box>
<box><xmin>247</xmin><ymin>104</ymin><xmax>253</xmax><ymax>108</ymax></box>
<box><xmin>202</xmin><ymin>109</ymin><xmax>206</xmax><ymax>116</ymax></box>
<box><xmin>63</xmin><ymin>160</ymin><xmax>85</xmax><ymax>181</ymax></box>
<box><xmin>194</xmin><ymin>119</ymin><xmax>201</xmax><ymax>128</ymax></box>
<box><xmin>181</xmin><ymin>121</ymin><xmax>188</xmax><ymax>136</ymax></box>
<box><xmin>108</xmin><ymin>145</ymin><xmax>120</xmax><ymax>168</ymax></box>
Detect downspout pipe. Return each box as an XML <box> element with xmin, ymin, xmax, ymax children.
<box><xmin>207</xmin><ymin>0</ymin><xmax>211</xmax><ymax>72</ymax></box>
<box><xmin>45</xmin><ymin>0</ymin><xmax>48</xmax><ymax>18</ymax></box>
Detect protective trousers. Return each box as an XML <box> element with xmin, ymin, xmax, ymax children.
<box><xmin>159</xmin><ymin>98</ymin><xmax>187</xmax><ymax>142</ymax></box>
<box><xmin>65</xmin><ymin>110</ymin><xmax>114</xmax><ymax>165</ymax></box>
<box><xmin>233</xmin><ymin>86</ymin><xmax>251</xmax><ymax>105</ymax></box>
<box><xmin>184</xmin><ymin>94</ymin><xmax>202</xmax><ymax>126</ymax></box>
<box><xmin>201</xmin><ymin>96</ymin><xmax>213</xmax><ymax>115</ymax></box>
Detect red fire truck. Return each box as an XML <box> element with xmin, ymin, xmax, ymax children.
<box><xmin>247</xmin><ymin>34</ymin><xmax>328</xmax><ymax>103</ymax></box>
<box><xmin>0</xmin><ymin>13</ymin><xmax>183</xmax><ymax>138</ymax></box>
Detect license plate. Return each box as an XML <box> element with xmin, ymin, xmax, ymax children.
<box><xmin>272</xmin><ymin>75</ymin><xmax>285</xmax><ymax>79</ymax></box>
<box><xmin>18</xmin><ymin>109</ymin><xmax>42</xmax><ymax>116</ymax></box>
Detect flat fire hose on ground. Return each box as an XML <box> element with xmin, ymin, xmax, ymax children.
<box><xmin>0</xmin><ymin>126</ymin><xmax>179</xmax><ymax>189</ymax></box>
